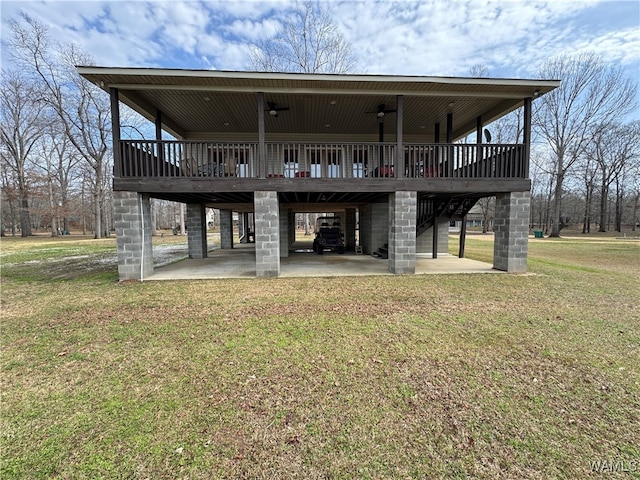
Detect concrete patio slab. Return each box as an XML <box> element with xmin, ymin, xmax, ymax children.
<box><xmin>145</xmin><ymin>243</ymin><xmax>500</xmax><ymax>281</ymax></box>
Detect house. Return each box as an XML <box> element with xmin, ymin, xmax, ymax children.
<box><xmin>77</xmin><ymin>67</ymin><xmax>559</xmax><ymax>280</ymax></box>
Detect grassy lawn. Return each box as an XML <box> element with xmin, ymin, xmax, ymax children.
<box><xmin>1</xmin><ymin>232</ymin><xmax>639</xmax><ymax>479</ymax></box>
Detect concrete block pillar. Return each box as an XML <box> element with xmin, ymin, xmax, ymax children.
<box><xmin>388</xmin><ymin>191</ymin><xmax>417</xmax><ymax>274</ymax></box>
<box><xmin>113</xmin><ymin>191</ymin><xmax>154</xmax><ymax>281</ymax></box>
<box><xmin>279</xmin><ymin>204</ymin><xmax>289</xmax><ymax>258</ymax></box>
<box><xmin>416</xmin><ymin>219</ymin><xmax>450</xmax><ymax>256</ymax></box>
<box><xmin>359</xmin><ymin>202</ymin><xmax>389</xmax><ymax>255</ymax></box>
<box><xmin>345</xmin><ymin>208</ymin><xmax>357</xmax><ymax>252</ymax></box>
<box><xmin>186</xmin><ymin>203</ymin><xmax>207</xmax><ymax>259</ymax></box>
<box><xmin>220</xmin><ymin>209</ymin><xmax>233</xmax><ymax>249</ymax></box>
<box><xmin>371</xmin><ymin>202</ymin><xmax>389</xmax><ymax>254</ymax></box>
<box><xmin>254</xmin><ymin>191</ymin><xmax>280</xmax><ymax>277</ymax></box>
<box><xmin>493</xmin><ymin>191</ymin><xmax>530</xmax><ymax>272</ymax></box>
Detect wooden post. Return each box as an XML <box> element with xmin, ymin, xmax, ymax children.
<box><xmin>396</xmin><ymin>95</ymin><xmax>403</xmax><ymax>178</ymax></box>
<box><xmin>378</xmin><ymin>121</ymin><xmax>384</xmax><ymax>172</ymax></box>
<box><xmin>476</xmin><ymin>116</ymin><xmax>482</xmax><ymax>177</ymax></box>
<box><xmin>257</xmin><ymin>92</ymin><xmax>266</xmax><ymax>178</ymax></box>
<box><xmin>434</xmin><ymin>122</ymin><xmax>440</xmax><ymax>168</ymax></box>
<box><xmin>446</xmin><ymin>113</ymin><xmax>453</xmax><ymax>177</ymax></box>
<box><xmin>459</xmin><ymin>215</ymin><xmax>467</xmax><ymax>258</ymax></box>
<box><xmin>432</xmin><ymin>218</ymin><xmax>438</xmax><ymax>259</ymax></box>
<box><xmin>110</xmin><ymin>88</ymin><xmax>122</xmax><ymax>177</ymax></box>
<box><xmin>155</xmin><ymin>109</ymin><xmax>163</xmax><ymax>163</ymax></box>
<box><xmin>155</xmin><ymin>110</ymin><xmax>162</xmax><ymax>141</ymax></box>
<box><xmin>523</xmin><ymin>97</ymin><xmax>532</xmax><ymax>177</ymax></box>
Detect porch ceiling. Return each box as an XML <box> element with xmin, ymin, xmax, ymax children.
<box><xmin>78</xmin><ymin>67</ymin><xmax>559</xmax><ymax>141</ymax></box>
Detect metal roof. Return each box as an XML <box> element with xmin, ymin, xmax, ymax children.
<box><xmin>78</xmin><ymin>66</ymin><xmax>559</xmax><ymax>141</ymax></box>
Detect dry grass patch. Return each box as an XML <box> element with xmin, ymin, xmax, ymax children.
<box><xmin>1</xmin><ymin>235</ymin><xmax>639</xmax><ymax>478</ymax></box>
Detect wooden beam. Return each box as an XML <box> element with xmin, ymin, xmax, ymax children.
<box><xmin>476</xmin><ymin>116</ymin><xmax>483</xmax><ymax>178</ymax></box>
<box><xmin>454</xmin><ymin>98</ymin><xmax>522</xmax><ymax>140</ymax></box>
<box><xmin>459</xmin><ymin>215</ymin><xmax>467</xmax><ymax>258</ymax></box>
<box><xmin>523</xmin><ymin>97</ymin><xmax>532</xmax><ymax>176</ymax></box>
<box><xmin>113</xmin><ymin>177</ymin><xmax>532</xmax><ymax>195</ymax></box>
<box><xmin>117</xmin><ymin>90</ymin><xmax>185</xmax><ymax>139</ymax></box>
<box><xmin>446</xmin><ymin>113</ymin><xmax>453</xmax><ymax>177</ymax></box>
<box><xmin>257</xmin><ymin>92</ymin><xmax>266</xmax><ymax>178</ymax></box>
<box><xmin>155</xmin><ymin>109</ymin><xmax>163</xmax><ymax>162</ymax></box>
<box><xmin>110</xmin><ymin>88</ymin><xmax>122</xmax><ymax>177</ymax></box>
<box><xmin>155</xmin><ymin>110</ymin><xmax>163</xmax><ymax>141</ymax></box>
<box><xmin>396</xmin><ymin>95</ymin><xmax>404</xmax><ymax>178</ymax></box>
<box><xmin>432</xmin><ymin>218</ymin><xmax>438</xmax><ymax>259</ymax></box>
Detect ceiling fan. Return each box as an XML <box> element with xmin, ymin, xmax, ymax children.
<box><xmin>266</xmin><ymin>101</ymin><xmax>290</xmax><ymax>117</ymax></box>
<box><xmin>366</xmin><ymin>104</ymin><xmax>396</xmax><ymax>118</ymax></box>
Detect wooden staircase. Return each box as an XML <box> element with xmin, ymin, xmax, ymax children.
<box><xmin>373</xmin><ymin>243</ymin><xmax>388</xmax><ymax>259</ymax></box>
<box><xmin>371</xmin><ymin>195</ymin><xmax>481</xmax><ymax>259</ymax></box>
<box><xmin>416</xmin><ymin>195</ymin><xmax>481</xmax><ymax>236</ymax></box>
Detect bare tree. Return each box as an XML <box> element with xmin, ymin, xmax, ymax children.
<box><xmin>250</xmin><ymin>1</ymin><xmax>356</xmax><ymax>74</ymax></box>
<box><xmin>630</xmin><ymin>165</ymin><xmax>640</xmax><ymax>232</ymax></box>
<box><xmin>0</xmin><ymin>69</ymin><xmax>50</xmax><ymax>236</ymax></box>
<box><xmin>0</xmin><ymin>145</ymin><xmax>23</xmax><ymax>236</ymax></box>
<box><xmin>252</xmin><ymin>1</ymin><xmax>355</xmax><ymax>234</ymax></box>
<box><xmin>579</xmin><ymin>154</ymin><xmax>598</xmax><ymax>234</ymax></box>
<box><xmin>586</xmin><ymin>122</ymin><xmax>640</xmax><ymax>232</ymax></box>
<box><xmin>35</xmin><ymin>124</ymin><xmax>83</xmax><ymax>235</ymax></box>
<box><xmin>534</xmin><ymin>52</ymin><xmax>637</xmax><ymax>237</ymax></box>
<box><xmin>8</xmin><ymin>15</ymin><xmax>111</xmax><ymax>239</ymax></box>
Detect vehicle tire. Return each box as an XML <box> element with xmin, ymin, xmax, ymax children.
<box><xmin>338</xmin><ymin>246</ymin><xmax>345</xmax><ymax>254</ymax></box>
<box><xmin>317</xmin><ymin>245</ymin><xmax>324</xmax><ymax>255</ymax></box>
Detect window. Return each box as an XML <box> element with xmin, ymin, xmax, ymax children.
<box><xmin>306</xmin><ymin>147</ymin><xmax>343</xmax><ymax>178</ymax></box>
<box><xmin>283</xmin><ymin>147</ymin><xmax>299</xmax><ymax>178</ymax></box>
<box><xmin>352</xmin><ymin>148</ymin><xmax>368</xmax><ymax>178</ymax></box>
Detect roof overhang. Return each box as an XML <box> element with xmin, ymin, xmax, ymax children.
<box><xmin>78</xmin><ymin>66</ymin><xmax>560</xmax><ymax>141</ymax></box>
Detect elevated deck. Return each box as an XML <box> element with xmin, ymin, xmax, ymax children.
<box><xmin>115</xmin><ymin>140</ymin><xmax>530</xmax><ymax>206</ymax></box>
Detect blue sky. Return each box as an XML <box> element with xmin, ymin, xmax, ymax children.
<box><xmin>1</xmin><ymin>0</ymin><xmax>639</xmax><ymax>81</ymax></box>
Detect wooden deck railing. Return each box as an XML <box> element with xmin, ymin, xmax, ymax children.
<box><xmin>117</xmin><ymin>140</ymin><xmax>528</xmax><ymax>180</ymax></box>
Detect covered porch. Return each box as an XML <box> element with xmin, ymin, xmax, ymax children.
<box><xmin>77</xmin><ymin>67</ymin><xmax>559</xmax><ymax>281</ymax></box>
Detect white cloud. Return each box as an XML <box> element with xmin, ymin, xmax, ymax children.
<box><xmin>1</xmin><ymin>0</ymin><xmax>637</xmax><ymax>83</ymax></box>
<box><xmin>226</xmin><ymin>17</ymin><xmax>281</xmax><ymax>42</ymax></box>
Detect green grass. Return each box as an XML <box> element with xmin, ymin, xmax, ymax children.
<box><xmin>1</xmin><ymin>233</ymin><xmax>639</xmax><ymax>478</ymax></box>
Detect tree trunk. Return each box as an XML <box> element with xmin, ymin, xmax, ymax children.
<box><xmin>304</xmin><ymin>213</ymin><xmax>310</xmax><ymax>235</ymax></box>
<box><xmin>18</xmin><ymin>185</ymin><xmax>31</xmax><ymax>237</ymax></box>
<box><xmin>632</xmin><ymin>194</ymin><xmax>639</xmax><ymax>231</ymax></box>
<box><xmin>582</xmin><ymin>179</ymin><xmax>593</xmax><ymax>234</ymax></box>
<box><xmin>93</xmin><ymin>189</ymin><xmax>101</xmax><ymax>239</ymax></box>
<box><xmin>93</xmin><ymin>165</ymin><xmax>104</xmax><ymax>239</ymax></box>
<box><xmin>48</xmin><ymin>175</ymin><xmax>59</xmax><ymax>237</ymax></box>
<box><xmin>615</xmin><ymin>179</ymin><xmax>623</xmax><ymax>232</ymax></box>
<box><xmin>598</xmin><ymin>183</ymin><xmax>608</xmax><ymax>232</ymax></box>
<box><xmin>549</xmin><ymin>171</ymin><xmax>563</xmax><ymax>237</ymax></box>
